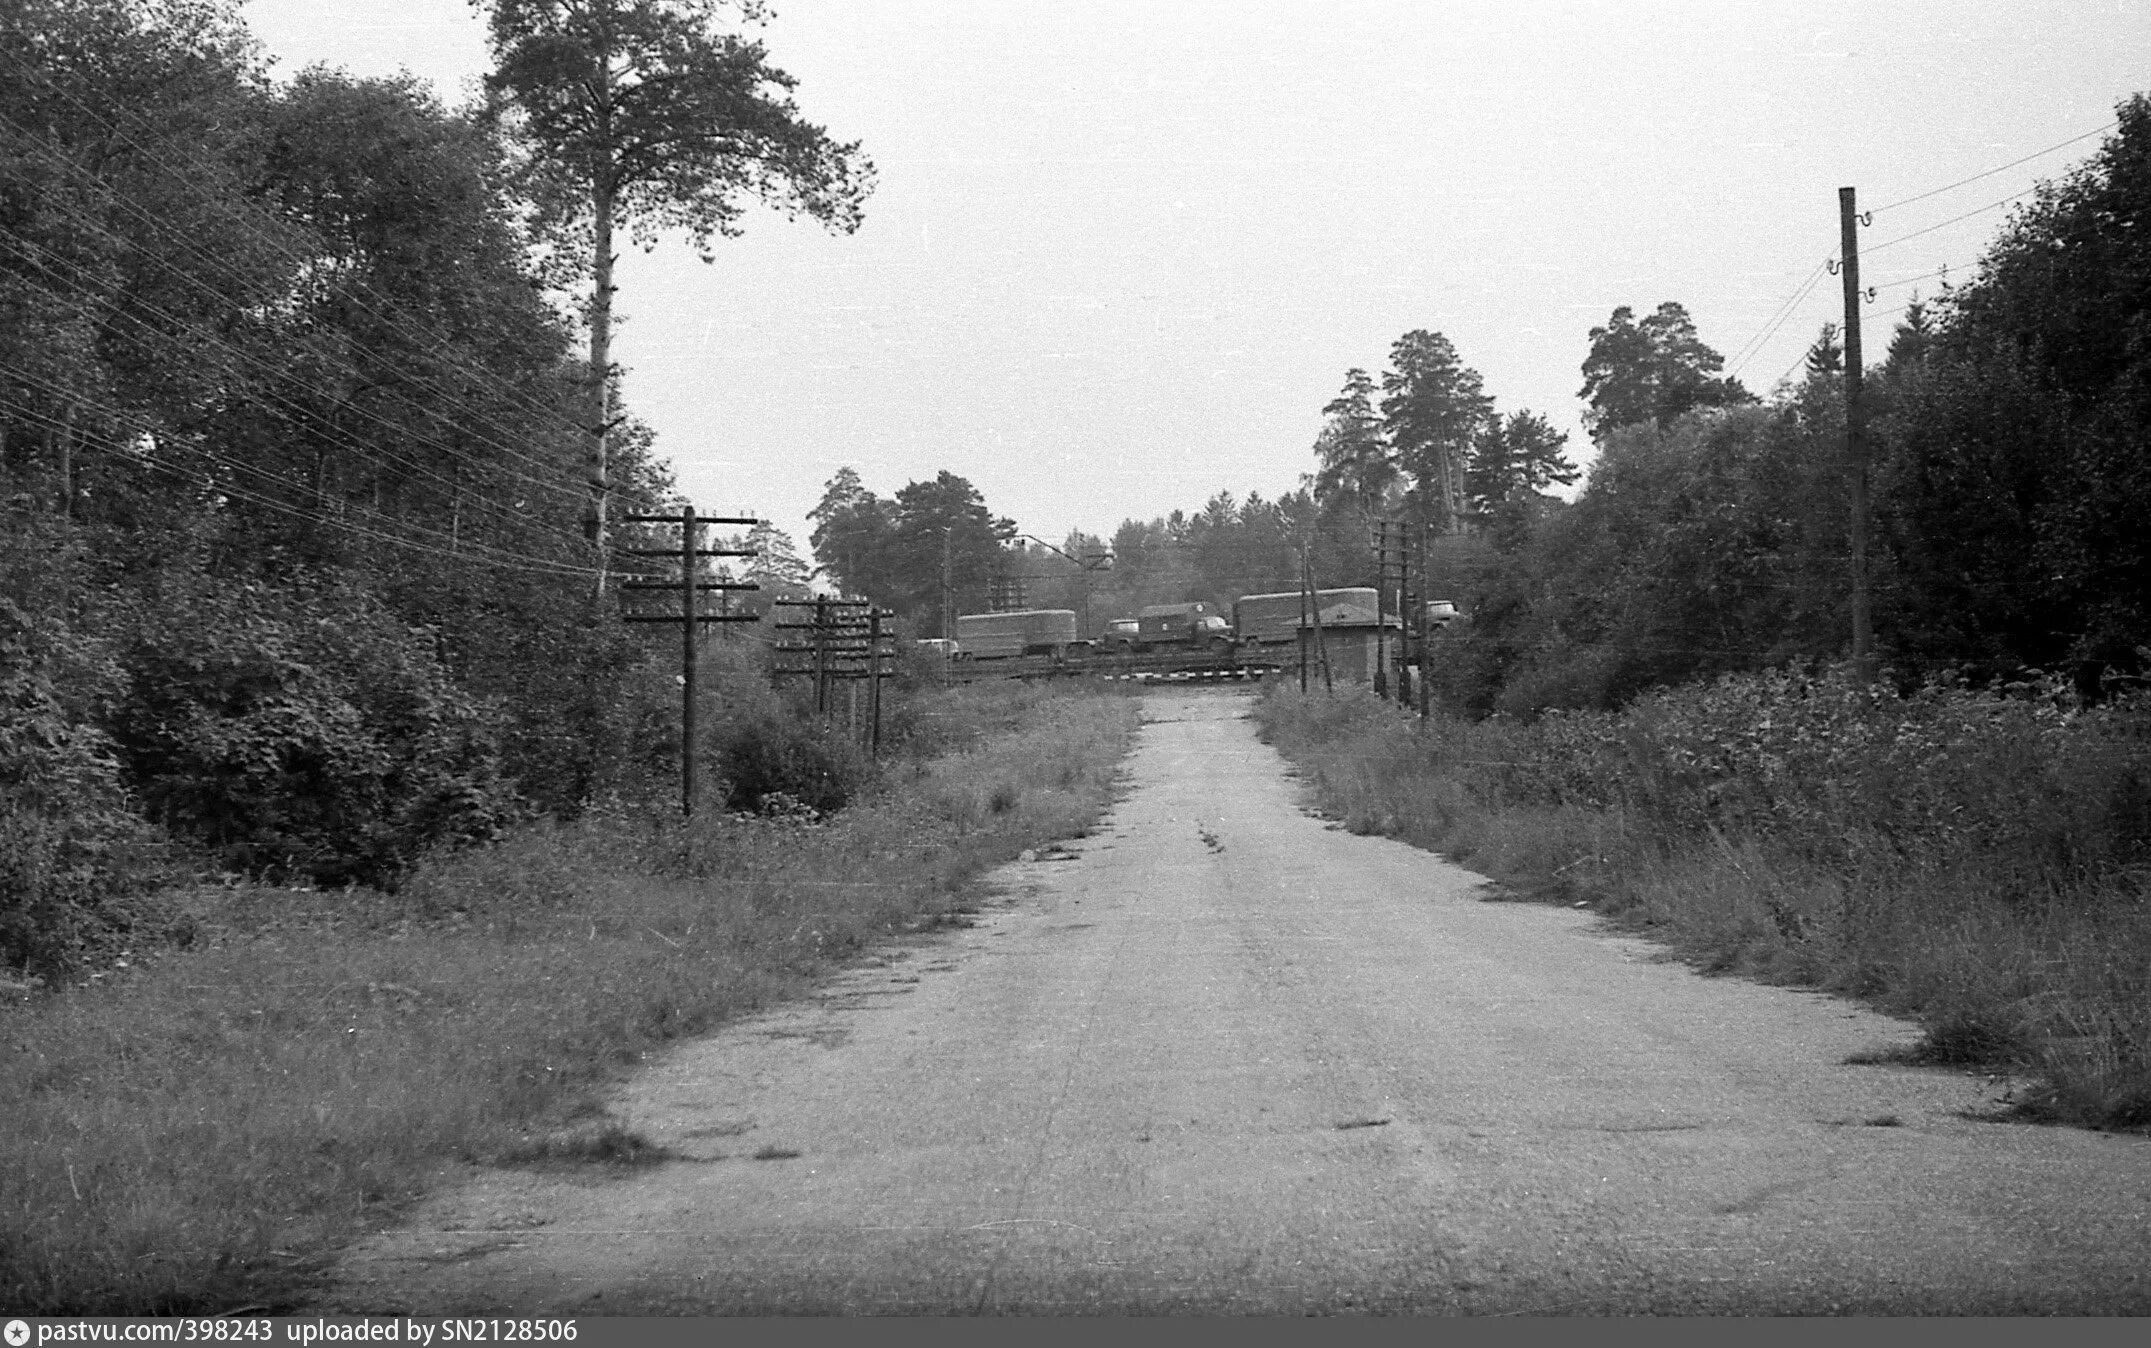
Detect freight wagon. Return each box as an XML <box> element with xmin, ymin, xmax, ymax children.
<box><xmin>953</xmin><ymin>609</ymin><xmax>1081</xmax><ymax>660</ymax></box>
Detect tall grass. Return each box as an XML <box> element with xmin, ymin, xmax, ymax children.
<box><xmin>0</xmin><ymin>682</ymin><xmax>1138</xmax><ymax>1313</ymax></box>
<box><xmin>1257</xmin><ymin>669</ymin><xmax>2151</xmax><ymax>1132</ymax></box>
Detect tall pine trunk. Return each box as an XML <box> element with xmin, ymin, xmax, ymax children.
<box><xmin>589</xmin><ymin>175</ymin><xmax>613</xmax><ymax>594</ymax></box>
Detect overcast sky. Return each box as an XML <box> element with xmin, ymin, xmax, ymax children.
<box><xmin>241</xmin><ymin>0</ymin><xmax>2151</xmax><ymax>555</ymax></box>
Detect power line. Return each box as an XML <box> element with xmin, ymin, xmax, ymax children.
<box><xmin>1868</xmin><ymin>264</ymin><xmax>1955</xmax><ymax>293</ymax></box>
<box><xmin>1869</xmin><ymin>121</ymin><xmax>2117</xmax><ymax>216</ymax></box>
<box><xmin>0</xmin><ymin>382</ymin><xmax>603</xmax><ymax>580</ymax></box>
<box><xmin>0</xmin><ymin>59</ymin><xmax>600</xmax><ymax>492</ymax></box>
<box><xmin>0</xmin><ymin>389</ymin><xmax>594</xmax><ymax>580</ymax></box>
<box><xmin>0</xmin><ymin>227</ymin><xmax>589</xmax><ymax>549</ymax></box>
<box><xmin>1727</xmin><ymin>261</ymin><xmax>1832</xmax><ymax>378</ymax></box>
<box><xmin>1716</xmin><ymin>123</ymin><xmax>2118</xmax><ymax>384</ymax></box>
<box><xmin>1865</xmin><ymin>189</ymin><xmax>2038</xmax><ymax>256</ymax></box>
<box><xmin>0</xmin><ymin>110</ymin><xmax>594</xmax><ymax>516</ymax></box>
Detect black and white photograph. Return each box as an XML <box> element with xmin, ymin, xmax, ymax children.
<box><xmin>3</xmin><ymin>0</ymin><xmax>2150</xmax><ymax>1319</ymax></box>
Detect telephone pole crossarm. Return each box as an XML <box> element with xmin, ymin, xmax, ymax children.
<box><xmin>614</xmin><ymin>507</ymin><xmax>764</xmax><ymax>816</ymax></box>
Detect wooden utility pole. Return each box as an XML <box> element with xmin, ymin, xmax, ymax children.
<box><xmin>814</xmin><ymin>595</ymin><xmax>831</xmax><ymax>715</ymax></box>
<box><xmin>1374</xmin><ymin>519</ymin><xmax>1413</xmax><ymax>702</ymax></box>
<box><xmin>941</xmin><ymin>526</ymin><xmax>955</xmax><ymax>641</ymax></box>
<box><xmin>868</xmin><ymin>606</ymin><xmax>885</xmax><ymax>755</ymax></box>
<box><xmin>1417</xmin><ymin>521</ymin><xmax>1432</xmax><ymax>722</ymax></box>
<box><xmin>620</xmin><ymin>508</ymin><xmax>762</xmax><ymax>816</ymax></box>
<box><xmin>1300</xmin><ymin>543</ymin><xmax>1333</xmax><ymax>694</ymax></box>
<box><xmin>1371</xmin><ymin>519</ymin><xmax>1390</xmax><ymax>700</ymax></box>
<box><xmin>1840</xmin><ymin>186</ymin><xmax>1875</xmax><ymax>685</ymax></box>
<box><xmin>1298</xmin><ymin>543</ymin><xmax>1310</xmax><ymax>695</ymax></box>
<box><xmin>771</xmin><ymin>598</ymin><xmax>890</xmax><ymax>749</ymax></box>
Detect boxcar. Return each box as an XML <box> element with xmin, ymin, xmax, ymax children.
<box><xmin>954</xmin><ymin>609</ymin><xmax>1080</xmax><ymax>660</ymax></box>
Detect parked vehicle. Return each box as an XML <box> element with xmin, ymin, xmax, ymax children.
<box><xmin>1424</xmin><ymin>599</ymin><xmax>1459</xmax><ymax>627</ymax></box>
<box><xmin>1121</xmin><ymin>601</ymin><xmax>1234</xmax><ymax>654</ymax></box>
<box><xmin>1231</xmin><ymin>588</ymin><xmax>1382</xmax><ymax>648</ymax></box>
<box><xmin>953</xmin><ymin>609</ymin><xmax>1080</xmax><ymax>660</ymax></box>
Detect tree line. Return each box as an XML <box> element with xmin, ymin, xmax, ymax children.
<box><xmin>1435</xmin><ymin>100</ymin><xmax>2151</xmax><ymax>715</ymax></box>
<box><xmin>0</xmin><ymin>0</ymin><xmax>868</xmax><ymax>974</ymax></box>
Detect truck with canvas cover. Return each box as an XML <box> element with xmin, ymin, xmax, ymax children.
<box><xmin>1125</xmin><ymin>602</ymin><xmax>1234</xmax><ymax>654</ymax></box>
<box><xmin>1232</xmin><ymin>587</ymin><xmax>1381</xmax><ymax>648</ymax></box>
<box><xmin>954</xmin><ymin>609</ymin><xmax>1080</xmax><ymax>660</ymax></box>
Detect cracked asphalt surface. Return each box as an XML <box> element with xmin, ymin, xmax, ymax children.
<box><xmin>314</xmin><ymin>687</ymin><xmax>2151</xmax><ymax>1314</ymax></box>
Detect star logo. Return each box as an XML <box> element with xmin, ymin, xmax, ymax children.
<box><xmin>5</xmin><ymin>1320</ymin><xmax>30</xmax><ymax>1347</ymax></box>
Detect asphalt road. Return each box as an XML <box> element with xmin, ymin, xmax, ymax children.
<box><xmin>317</xmin><ymin>687</ymin><xmax>2151</xmax><ymax>1314</ymax></box>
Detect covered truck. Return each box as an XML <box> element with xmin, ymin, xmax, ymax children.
<box><xmin>953</xmin><ymin>609</ymin><xmax>1080</xmax><ymax>660</ymax></box>
<box><xmin>1123</xmin><ymin>601</ymin><xmax>1233</xmax><ymax>654</ymax></box>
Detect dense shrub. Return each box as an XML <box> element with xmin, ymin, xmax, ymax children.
<box><xmin>0</xmin><ymin>596</ymin><xmax>165</xmax><ymax>976</ymax></box>
<box><xmin>0</xmin><ymin>513</ymin><xmax>178</xmax><ymax>976</ymax></box>
<box><xmin>712</xmin><ymin>714</ymin><xmax>859</xmax><ymax>817</ymax></box>
<box><xmin>109</xmin><ymin>579</ymin><xmax>521</xmax><ymax>888</ymax></box>
<box><xmin>1484</xmin><ymin>665</ymin><xmax>2151</xmax><ymax>889</ymax></box>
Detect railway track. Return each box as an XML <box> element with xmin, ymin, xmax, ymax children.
<box><xmin>945</xmin><ymin>647</ymin><xmax>1293</xmax><ymax>683</ymax></box>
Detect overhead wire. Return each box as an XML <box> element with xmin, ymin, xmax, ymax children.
<box><xmin>0</xmin><ymin>51</ymin><xmax>605</xmax><ymax>495</ymax></box>
<box><xmin>1864</xmin><ymin>189</ymin><xmax>2040</xmax><ymax>256</ymax></box>
<box><xmin>0</xmin><ymin>376</ymin><xmax>603</xmax><ymax>580</ymax></box>
<box><xmin>1726</xmin><ymin>261</ymin><xmax>1832</xmax><ymax>378</ymax></box>
<box><xmin>0</xmin><ymin>414</ymin><xmax>603</xmax><ymax>586</ymax></box>
<box><xmin>1727</xmin><ymin>120</ymin><xmax>2118</xmax><ymax>385</ymax></box>
<box><xmin>0</xmin><ymin>46</ymin><xmax>596</xmax><ymax>452</ymax></box>
<box><xmin>0</xmin><ymin>391</ymin><xmax>596</xmax><ymax>583</ymax></box>
<box><xmin>1868</xmin><ymin>264</ymin><xmax>1955</xmax><ymax>293</ymax></box>
<box><xmin>0</xmin><ymin>78</ymin><xmax>732</xmax><ymax>581</ymax></box>
<box><xmin>1867</xmin><ymin>121</ymin><xmax>2116</xmax><ymax>216</ymax></box>
<box><xmin>0</xmin><ymin>108</ymin><xmax>595</xmax><ymax>518</ymax></box>
<box><xmin>0</xmin><ymin>68</ymin><xmax>742</xmax><ymax>586</ymax></box>
<box><xmin>0</xmin><ymin>224</ymin><xmax>589</xmax><ymax>551</ymax></box>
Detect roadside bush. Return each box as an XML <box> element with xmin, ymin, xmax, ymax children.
<box><xmin>0</xmin><ymin>600</ymin><xmax>161</xmax><ymax>976</ymax></box>
<box><xmin>713</xmin><ymin>713</ymin><xmax>859</xmax><ymax>816</ymax></box>
<box><xmin>110</xmin><ymin>578</ymin><xmax>521</xmax><ymax>888</ymax></box>
<box><xmin>0</xmin><ymin>518</ymin><xmax>176</xmax><ymax>977</ymax></box>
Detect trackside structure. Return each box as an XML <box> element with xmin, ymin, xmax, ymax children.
<box><xmin>1232</xmin><ymin>588</ymin><xmax>1380</xmax><ymax>649</ymax></box>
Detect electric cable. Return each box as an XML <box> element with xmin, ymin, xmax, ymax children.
<box><xmin>0</xmin><ymin>109</ymin><xmax>595</xmax><ymax>515</ymax></box>
<box><xmin>0</xmin><ymin>59</ymin><xmax>603</xmax><ymax>486</ymax></box>
<box><xmin>1868</xmin><ymin>121</ymin><xmax>2117</xmax><ymax>216</ymax></box>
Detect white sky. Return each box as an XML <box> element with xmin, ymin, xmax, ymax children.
<box><xmin>241</xmin><ymin>0</ymin><xmax>2151</xmax><ymax>555</ymax></box>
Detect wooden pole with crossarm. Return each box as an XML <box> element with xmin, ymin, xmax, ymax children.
<box><xmin>620</xmin><ymin>506</ymin><xmax>761</xmax><ymax>816</ymax></box>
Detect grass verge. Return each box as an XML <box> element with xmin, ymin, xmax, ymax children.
<box><xmin>1255</xmin><ymin>673</ymin><xmax>2151</xmax><ymax>1134</ymax></box>
<box><xmin>0</xmin><ymin>681</ymin><xmax>1139</xmax><ymax>1313</ymax></box>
